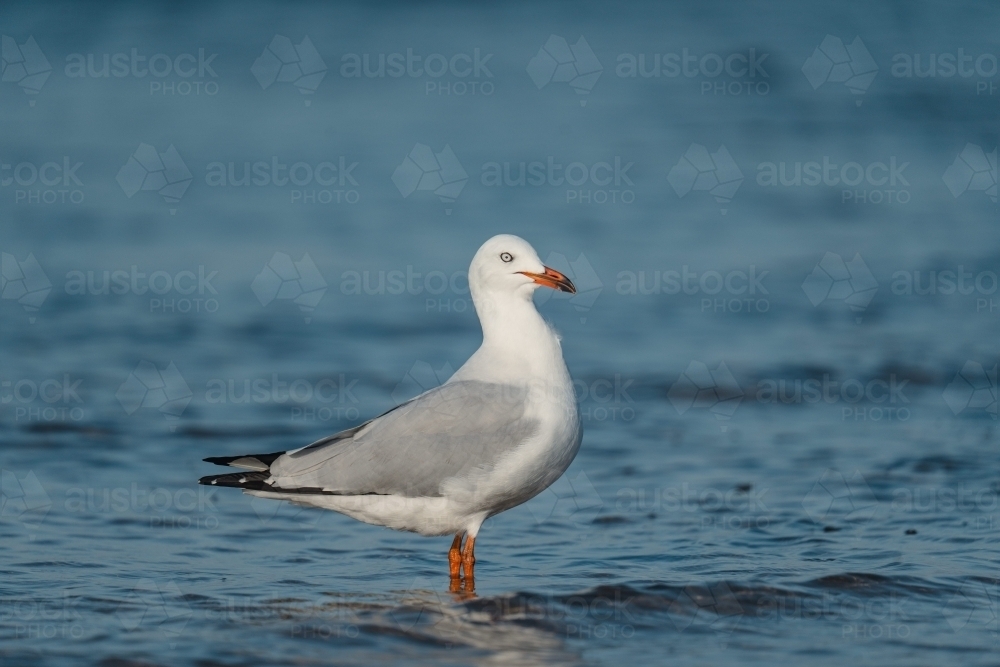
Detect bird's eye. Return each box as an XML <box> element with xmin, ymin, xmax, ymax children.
<box><xmin>500</xmin><ymin>252</ymin><xmax>514</xmax><ymax>263</ymax></box>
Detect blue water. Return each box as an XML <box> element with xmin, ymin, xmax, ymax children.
<box><xmin>1</xmin><ymin>1</ymin><xmax>998</xmax><ymax>665</ymax></box>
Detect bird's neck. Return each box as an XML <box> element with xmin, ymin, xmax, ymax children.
<box><xmin>466</xmin><ymin>291</ymin><xmax>567</xmax><ymax>383</ymax></box>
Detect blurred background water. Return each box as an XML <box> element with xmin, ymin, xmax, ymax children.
<box><xmin>1</xmin><ymin>1</ymin><xmax>998</xmax><ymax>665</ymax></box>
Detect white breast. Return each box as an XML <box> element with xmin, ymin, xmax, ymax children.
<box><xmin>443</xmin><ymin>379</ymin><xmax>582</xmax><ymax>517</ymax></box>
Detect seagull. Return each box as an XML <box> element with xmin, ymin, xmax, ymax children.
<box><xmin>200</xmin><ymin>235</ymin><xmax>582</xmax><ymax>590</ymax></box>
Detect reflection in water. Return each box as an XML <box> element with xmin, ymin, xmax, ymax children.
<box><xmin>195</xmin><ymin>588</ymin><xmax>585</xmax><ymax>666</ymax></box>
<box><xmin>387</xmin><ymin>589</ymin><xmax>581</xmax><ymax>666</ymax></box>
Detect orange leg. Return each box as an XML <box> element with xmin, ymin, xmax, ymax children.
<box><xmin>461</xmin><ymin>535</ymin><xmax>476</xmax><ymax>590</ymax></box>
<box><xmin>448</xmin><ymin>534</ymin><xmax>463</xmax><ymax>590</ymax></box>
<box><xmin>448</xmin><ymin>533</ymin><xmax>463</xmax><ymax>577</ymax></box>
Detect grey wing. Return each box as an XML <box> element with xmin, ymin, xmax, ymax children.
<box><xmin>267</xmin><ymin>381</ymin><xmax>538</xmax><ymax>496</ymax></box>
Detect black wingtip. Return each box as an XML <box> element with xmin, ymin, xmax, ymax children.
<box><xmin>198</xmin><ymin>472</ymin><xmax>354</xmax><ymax>497</ymax></box>
<box><xmin>199</xmin><ymin>473</ymin><xmax>233</xmax><ymax>486</ymax></box>
<box><xmin>199</xmin><ymin>471</ymin><xmax>270</xmax><ymax>490</ymax></box>
<box><xmin>203</xmin><ymin>456</ymin><xmax>233</xmax><ymax>466</ymax></box>
<box><xmin>203</xmin><ymin>451</ymin><xmax>286</xmax><ymax>468</ymax></box>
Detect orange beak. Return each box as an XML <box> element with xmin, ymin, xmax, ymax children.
<box><xmin>519</xmin><ymin>267</ymin><xmax>576</xmax><ymax>294</ymax></box>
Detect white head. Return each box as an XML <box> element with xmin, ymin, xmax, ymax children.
<box><xmin>468</xmin><ymin>235</ymin><xmax>575</xmax><ymax>308</ymax></box>
<box><xmin>459</xmin><ymin>235</ymin><xmax>577</xmax><ymax>377</ymax></box>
